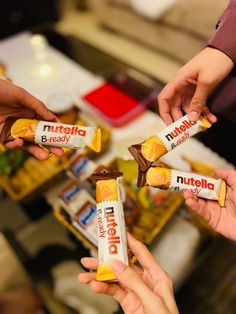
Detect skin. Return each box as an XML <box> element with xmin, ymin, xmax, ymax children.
<box><xmin>157</xmin><ymin>47</ymin><xmax>236</xmax><ymax>240</ymax></box>
<box><xmin>184</xmin><ymin>169</ymin><xmax>236</xmax><ymax>241</ymax></box>
<box><xmin>79</xmin><ymin>233</ymin><xmax>179</xmax><ymax>314</ymax></box>
<box><xmin>158</xmin><ymin>47</ymin><xmax>234</xmax><ymax>125</ymax></box>
<box><xmin>0</xmin><ymin>79</ymin><xmax>64</xmax><ymax>160</ymax></box>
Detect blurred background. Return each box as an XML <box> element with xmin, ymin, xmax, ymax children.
<box><xmin>0</xmin><ymin>1</ymin><xmax>236</xmax><ymax>314</ymax></box>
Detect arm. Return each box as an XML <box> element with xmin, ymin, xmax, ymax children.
<box><xmin>208</xmin><ymin>0</ymin><xmax>236</xmax><ymax>66</ymax></box>
<box><xmin>79</xmin><ymin>233</ymin><xmax>179</xmax><ymax>314</ymax></box>
<box><xmin>0</xmin><ymin>79</ymin><xmax>63</xmax><ymax>160</ymax></box>
<box><xmin>158</xmin><ymin>1</ymin><xmax>235</xmax><ymax>124</ymax></box>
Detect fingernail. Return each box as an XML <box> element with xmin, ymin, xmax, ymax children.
<box><xmin>39</xmin><ymin>152</ymin><xmax>48</xmax><ymax>160</ymax></box>
<box><xmin>112</xmin><ymin>260</ymin><xmax>126</xmax><ymax>274</ymax></box>
<box><xmin>209</xmin><ymin>114</ymin><xmax>217</xmax><ymax>123</ymax></box>
<box><xmin>189</xmin><ymin>111</ymin><xmax>199</xmax><ymax>121</ymax></box>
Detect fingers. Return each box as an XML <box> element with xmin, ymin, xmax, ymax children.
<box><xmin>89</xmin><ymin>280</ymin><xmax>122</xmax><ymax>298</ymax></box>
<box><xmin>184</xmin><ymin>195</ymin><xmax>212</xmax><ymax>223</ymax></box>
<box><xmin>5</xmin><ymin>139</ymin><xmax>64</xmax><ymax>160</ymax></box>
<box><xmin>78</xmin><ymin>272</ymin><xmax>124</xmax><ymax>301</ymax></box>
<box><xmin>78</xmin><ymin>271</ymin><xmax>96</xmax><ymax>284</ymax></box>
<box><xmin>183</xmin><ymin>191</ymin><xmax>219</xmax><ymax>226</ymax></box>
<box><xmin>127</xmin><ymin>233</ymin><xmax>164</xmax><ymax>274</ymax></box>
<box><xmin>214</xmin><ymin>169</ymin><xmax>236</xmax><ymax>188</ymax></box>
<box><xmin>89</xmin><ymin>280</ymin><xmax>129</xmax><ymax>306</ymax></box>
<box><xmin>79</xmin><ymin>259</ymin><xmax>127</xmax><ymax>304</ymax></box>
<box><xmin>81</xmin><ymin>256</ymin><xmax>143</xmax><ymax>278</ymax></box>
<box><xmin>188</xmin><ymin>80</ymin><xmax>211</xmax><ymax>121</ymax></box>
<box><xmin>25</xmin><ymin>144</ymin><xmax>50</xmax><ymax>160</ymax></box>
<box><xmin>47</xmin><ymin>146</ymin><xmax>64</xmax><ymax>158</ymax></box>
<box><xmin>202</xmin><ymin>106</ymin><xmax>217</xmax><ymax>124</ymax></box>
<box><xmin>158</xmin><ymin>76</ymin><xmax>194</xmax><ymax>124</ymax></box>
<box><xmin>112</xmin><ymin>260</ymin><xmax>160</xmax><ymax>308</ymax></box>
<box><xmin>169</xmin><ymin>94</ymin><xmax>183</xmax><ymax>121</ymax></box>
<box><xmin>13</xmin><ymin>85</ymin><xmax>58</xmax><ymax>121</ymax></box>
<box><xmin>127</xmin><ymin>234</ymin><xmax>176</xmax><ymax>312</ymax></box>
<box><xmin>157</xmin><ymin>85</ymin><xmax>175</xmax><ymax>125</ymax></box>
<box><xmin>5</xmin><ymin>138</ymin><xmax>24</xmax><ymax>149</ymax></box>
<box><xmin>184</xmin><ymin>191</ymin><xmax>207</xmax><ymax>214</ymax></box>
<box><xmin>81</xmin><ymin>257</ymin><xmax>98</xmax><ymax>271</ymax></box>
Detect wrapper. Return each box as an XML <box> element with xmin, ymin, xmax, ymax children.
<box><xmin>58</xmin><ymin>181</ymin><xmax>82</xmax><ymax>206</ymax></box>
<box><xmin>83</xmin><ymin>164</ymin><xmax>109</xmax><ymax>197</ymax></box>
<box><xmin>58</xmin><ymin>181</ymin><xmax>98</xmax><ymax>246</ymax></box>
<box><xmin>72</xmin><ymin>200</ymin><xmax>97</xmax><ymax>246</ymax></box>
<box><xmin>92</xmin><ymin>172</ymin><xmax>128</xmax><ymax>281</ymax></box>
<box><xmin>67</xmin><ymin>154</ymin><xmax>97</xmax><ymax>181</ymax></box>
<box><xmin>138</xmin><ymin>166</ymin><xmax>226</xmax><ymax>206</ymax></box>
<box><xmin>9</xmin><ymin>119</ymin><xmax>101</xmax><ymax>152</ymax></box>
<box><xmin>129</xmin><ymin>115</ymin><xmax>211</xmax><ymax>171</ymax></box>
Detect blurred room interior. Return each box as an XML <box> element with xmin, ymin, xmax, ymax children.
<box><xmin>0</xmin><ymin>1</ymin><xmax>236</xmax><ymax>314</ymax></box>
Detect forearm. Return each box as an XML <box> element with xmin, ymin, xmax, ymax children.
<box><xmin>208</xmin><ymin>0</ymin><xmax>236</xmax><ymax>65</ymax></box>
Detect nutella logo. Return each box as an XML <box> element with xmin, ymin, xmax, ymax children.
<box><xmin>43</xmin><ymin>124</ymin><xmax>86</xmax><ymax>137</ymax></box>
<box><xmin>105</xmin><ymin>206</ymin><xmax>120</xmax><ymax>255</ymax></box>
<box><xmin>165</xmin><ymin>119</ymin><xmax>197</xmax><ymax>142</ymax></box>
<box><xmin>176</xmin><ymin>176</ymin><xmax>214</xmax><ymax>190</ymax></box>
<box><xmin>97</xmin><ymin>206</ymin><xmax>120</xmax><ymax>255</ymax></box>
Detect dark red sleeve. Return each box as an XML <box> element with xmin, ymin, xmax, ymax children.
<box><xmin>208</xmin><ymin>0</ymin><xmax>236</xmax><ymax>65</ymax></box>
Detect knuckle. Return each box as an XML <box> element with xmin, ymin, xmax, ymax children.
<box><xmin>191</xmin><ymin>97</ymin><xmax>205</xmax><ymax>109</ymax></box>
<box><xmin>14</xmin><ymin>86</ymin><xmax>26</xmax><ymax>99</ymax></box>
<box><xmin>157</xmin><ymin>93</ymin><xmax>166</xmax><ymax>104</ymax></box>
<box><xmin>198</xmin><ymin>74</ymin><xmax>214</xmax><ymax>87</ymax></box>
<box><xmin>175</xmin><ymin>69</ymin><xmax>188</xmax><ymax>81</ymax></box>
<box><xmin>135</xmin><ymin>240</ymin><xmax>147</xmax><ymax>252</ymax></box>
<box><xmin>163</xmin><ymin>272</ymin><xmax>173</xmax><ymax>289</ymax></box>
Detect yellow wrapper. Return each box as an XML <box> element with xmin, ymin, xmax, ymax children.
<box><xmin>11</xmin><ymin>119</ymin><xmax>38</xmax><ymax>141</ymax></box>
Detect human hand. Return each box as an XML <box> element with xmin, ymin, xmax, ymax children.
<box><xmin>0</xmin><ymin>79</ymin><xmax>63</xmax><ymax>160</ymax></box>
<box><xmin>184</xmin><ymin>169</ymin><xmax>236</xmax><ymax>241</ymax></box>
<box><xmin>79</xmin><ymin>233</ymin><xmax>179</xmax><ymax>314</ymax></box>
<box><xmin>158</xmin><ymin>47</ymin><xmax>234</xmax><ymax>125</ymax></box>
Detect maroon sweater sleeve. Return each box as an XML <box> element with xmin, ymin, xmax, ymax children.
<box><xmin>208</xmin><ymin>0</ymin><xmax>236</xmax><ymax>64</ymax></box>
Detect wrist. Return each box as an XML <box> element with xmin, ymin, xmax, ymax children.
<box><xmin>206</xmin><ymin>46</ymin><xmax>234</xmax><ymax>72</ymax></box>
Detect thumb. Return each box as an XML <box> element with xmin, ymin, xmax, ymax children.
<box><xmin>215</xmin><ymin>169</ymin><xmax>236</xmax><ymax>188</ymax></box>
<box><xmin>189</xmin><ymin>81</ymin><xmax>210</xmax><ymax>121</ymax></box>
<box><xmin>112</xmin><ymin>260</ymin><xmax>156</xmax><ymax>306</ymax></box>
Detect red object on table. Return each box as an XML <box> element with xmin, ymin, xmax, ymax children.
<box><xmin>83</xmin><ymin>83</ymin><xmax>146</xmax><ymax>127</ymax></box>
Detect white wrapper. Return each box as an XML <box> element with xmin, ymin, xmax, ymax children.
<box><xmin>157</xmin><ymin>115</ymin><xmax>208</xmax><ymax>152</ymax></box>
<box><xmin>96</xmin><ymin>199</ymin><xmax>128</xmax><ymax>281</ymax></box>
<box><xmin>72</xmin><ymin>200</ymin><xmax>98</xmax><ymax>246</ymax></box>
<box><xmin>169</xmin><ymin>169</ymin><xmax>222</xmax><ymax>201</ymax></box>
<box><xmin>34</xmin><ymin>121</ymin><xmax>98</xmax><ymax>149</ymax></box>
<box><xmin>59</xmin><ymin>184</ymin><xmax>98</xmax><ymax>246</ymax></box>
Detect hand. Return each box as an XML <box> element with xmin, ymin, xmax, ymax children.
<box><xmin>158</xmin><ymin>47</ymin><xmax>234</xmax><ymax>125</ymax></box>
<box><xmin>184</xmin><ymin>169</ymin><xmax>236</xmax><ymax>241</ymax></box>
<box><xmin>79</xmin><ymin>233</ymin><xmax>179</xmax><ymax>314</ymax></box>
<box><xmin>0</xmin><ymin>79</ymin><xmax>63</xmax><ymax>160</ymax></box>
